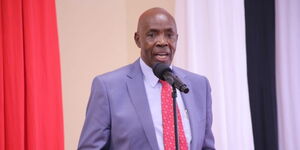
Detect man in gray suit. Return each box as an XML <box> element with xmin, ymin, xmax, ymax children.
<box><xmin>78</xmin><ymin>7</ymin><xmax>215</xmax><ymax>150</ymax></box>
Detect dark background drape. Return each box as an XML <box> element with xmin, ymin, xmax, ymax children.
<box><xmin>244</xmin><ymin>0</ymin><xmax>278</xmax><ymax>150</ymax></box>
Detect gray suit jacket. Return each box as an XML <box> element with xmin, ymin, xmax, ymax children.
<box><xmin>78</xmin><ymin>59</ymin><xmax>215</xmax><ymax>150</ymax></box>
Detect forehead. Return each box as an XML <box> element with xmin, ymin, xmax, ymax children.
<box><xmin>139</xmin><ymin>13</ymin><xmax>177</xmax><ymax>32</ymax></box>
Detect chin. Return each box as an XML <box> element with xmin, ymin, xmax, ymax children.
<box><xmin>158</xmin><ymin>61</ymin><xmax>171</xmax><ymax>66</ymax></box>
<box><xmin>150</xmin><ymin>59</ymin><xmax>172</xmax><ymax>67</ymax></box>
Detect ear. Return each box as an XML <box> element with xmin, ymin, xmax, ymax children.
<box><xmin>134</xmin><ymin>32</ymin><xmax>141</xmax><ymax>48</ymax></box>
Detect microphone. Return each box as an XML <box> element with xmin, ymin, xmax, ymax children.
<box><xmin>152</xmin><ymin>63</ymin><xmax>189</xmax><ymax>93</ymax></box>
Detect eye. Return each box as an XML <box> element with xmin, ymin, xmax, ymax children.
<box><xmin>147</xmin><ymin>32</ymin><xmax>155</xmax><ymax>38</ymax></box>
<box><xmin>166</xmin><ymin>32</ymin><xmax>176</xmax><ymax>39</ymax></box>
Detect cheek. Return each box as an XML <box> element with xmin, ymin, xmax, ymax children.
<box><xmin>143</xmin><ymin>40</ymin><xmax>155</xmax><ymax>48</ymax></box>
<box><xmin>170</xmin><ymin>42</ymin><xmax>177</xmax><ymax>52</ymax></box>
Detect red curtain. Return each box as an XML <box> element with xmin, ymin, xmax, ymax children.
<box><xmin>0</xmin><ymin>0</ymin><xmax>64</xmax><ymax>149</ymax></box>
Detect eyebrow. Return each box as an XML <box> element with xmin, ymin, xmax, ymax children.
<box><xmin>165</xmin><ymin>28</ymin><xmax>175</xmax><ymax>32</ymax></box>
<box><xmin>147</xmin><ymin>28</ymin><xmax>176</xmax><ymax>32</ymax></box>
<box><xmin>147</xmin><ymin>29</ymin><xmax>159</xmax><ymax>32</ymax></box>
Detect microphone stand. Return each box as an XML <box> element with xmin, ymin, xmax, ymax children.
<box><xmin>172</xmin><ymin>84</ymin><xmax>179</xmax><ymax>150</ymax></box>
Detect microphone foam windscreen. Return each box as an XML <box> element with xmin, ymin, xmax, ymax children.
<box><xmin>152</xmin><ymin>63</ymin><xmax>172</xmax><ymax>80</ymax></box>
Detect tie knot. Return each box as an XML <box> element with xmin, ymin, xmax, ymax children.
<box><xmin>160</xmin><ymin>80</ymin><xmax>168</xmax><ymax>87</ymax></box>
<box><xmin>160</xmin><ymin>80</ymin><xmax>172</xmax><ymax>92</ymax></box>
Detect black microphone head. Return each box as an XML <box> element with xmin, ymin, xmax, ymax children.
<box><xmin>152</xmin><ymin>62</ymin><xmax>172</xmax><ymax>80</ymax></box>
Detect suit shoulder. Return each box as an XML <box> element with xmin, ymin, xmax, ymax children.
<box><xmin>174</xmin><ymin>66</ymin><xmax>212</xmax><ymax>94</ymax></box>
<box><xmin>93</xmin><ymin>64</ymin><xmax>132</xmax><ymax>83</ymax></box>
<box><xmin>174</xmin><ymin>66</ymin><xmax>209</xmax><ymax>83</ymax></box>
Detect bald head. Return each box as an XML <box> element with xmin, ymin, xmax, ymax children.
<box><xmin>137</xmin><ymin>7</ymin><xmax>177</xmax><ymax>33</ymax></box>
<box><xmin>134</xmin><ymin>7</ymin><xmax>178</xmax><ymax>67</ymax></box>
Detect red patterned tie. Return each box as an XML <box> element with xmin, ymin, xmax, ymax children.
<box><xmin>160</xmin><ymin>80</ymin><xmax>188</xmax><ymax>150</ymax></box>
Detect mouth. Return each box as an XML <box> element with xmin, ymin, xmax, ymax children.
<box><xmin>154</xmin><ymin>52</ymin><xmax>169</xmax><ymax>62</ymax></box>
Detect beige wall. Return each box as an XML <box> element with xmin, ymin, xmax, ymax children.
<box><xmin>56</xmin><ymin>1</ymin><xmax>174</xmax><ymax>149</ymax></box>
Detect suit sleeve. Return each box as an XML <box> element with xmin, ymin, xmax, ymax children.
<box><xmin>202</xmin><ymin>77</ymin><xmax>216</xmax><ymax>150</ymax></box>
<box><xmin>78</xmin><ymin>77</ymin><xmax>111</xmax><ymax>150</ymax></box>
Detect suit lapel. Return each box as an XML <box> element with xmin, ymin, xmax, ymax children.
<box><xmin>126</xmin><ymin>60</ymin><xmax>159</xmax><ymax>150</ymax></box>
<box><xmin>173</xmin><ymin>68</ymin><xmax>199</xmax><ymax>150</ymax></box>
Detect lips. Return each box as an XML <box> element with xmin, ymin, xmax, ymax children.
<box><xmin>154</xmin><ymin>52</ymin><xmax>169</xmax><ymax>62</ymax></box>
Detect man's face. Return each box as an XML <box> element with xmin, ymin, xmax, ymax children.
<box><xmin>135</xmin><ymin>12</ymin><xmax>178</xmax><ymax>67</ymax></box>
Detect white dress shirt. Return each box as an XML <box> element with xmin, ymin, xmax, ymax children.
<box><xmin>139</xmin><ymin>58</ymin><xmax>192</xmax><ymax>150</ymax></box>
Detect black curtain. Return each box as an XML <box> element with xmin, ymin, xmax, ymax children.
<box><xmin>244</xmin><ymin>0</ymin><xmax>278</xmax><ymax>150</ymax></box>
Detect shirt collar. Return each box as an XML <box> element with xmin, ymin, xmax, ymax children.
<box><xmin>139</xmin><ymin>58</ymin><xmax>172</xmax><ymax>87</ymax></box>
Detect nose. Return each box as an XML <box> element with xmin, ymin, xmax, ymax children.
<box><xmin>156</xmin><ymin>35</ymin><xmax>168</xmax><ymax>48</ymax></box>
